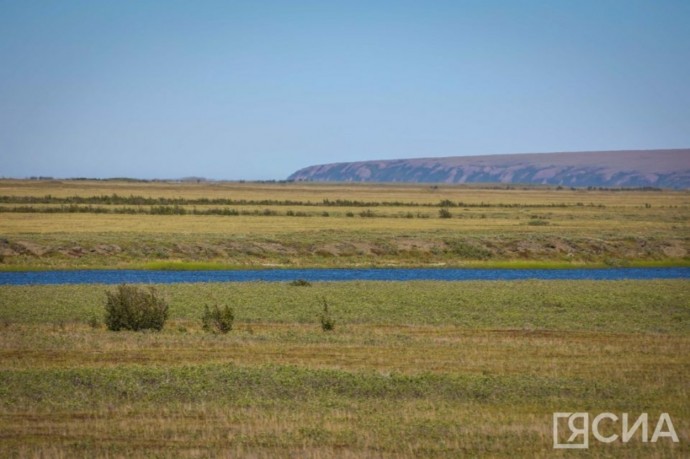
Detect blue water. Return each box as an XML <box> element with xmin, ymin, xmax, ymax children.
<box><xmin>0</xmin><ymin>267</ymin><xmax>688</xmax><ymax>285</ymax></box>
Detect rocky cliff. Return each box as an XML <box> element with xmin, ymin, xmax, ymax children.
<box><xmin>288</xmin><ymin>149</ymin><xmax>690</xmax><ymax>188</ymax></box>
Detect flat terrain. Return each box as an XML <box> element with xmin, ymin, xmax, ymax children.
<box><xmin>0</xmin><ymin>179</ymin><xmax>688</xmax><ymax>269</ymax></box>
<box><xmin>0</xmin><ymin>280</ymin><xmax>689</xmax><ymax>457</ymax></box>
<box><xmin>1</xmin><ymin>180</ymin><xmax>688</xmax><ymax>457</ymax></box>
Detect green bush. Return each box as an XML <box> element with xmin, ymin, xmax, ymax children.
<box><xmin>104</xmin><ymin>284</ymin><xmax>168</xmax><ymax>331</ymax></box>
<box><xmin>202</xmin><ymin>304</ymin><xmax>235</xmax><ymax>334</ymax></box>
<box><xmin>439</xmin><ymin>208</ymin><xmax>452</xmax><ymax>219</ymax></box>
<box><xmin>319</xmin><ymin>298</ymin><xmax>335</xmax><ymax>332</ymax></box>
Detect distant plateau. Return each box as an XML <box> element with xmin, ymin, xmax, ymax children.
<box><xmin>288</xmin><ymin>149</ymin><xmax>690</xmax><ymax>188</ymax></box>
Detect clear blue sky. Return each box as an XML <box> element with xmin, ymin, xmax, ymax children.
<box><xmin>1</xmin><ymin>1</ymin><xmax>689</xmax><ymax>180</ymax></box>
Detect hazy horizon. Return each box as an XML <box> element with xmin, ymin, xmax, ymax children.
<box><xmin>2</xmin><ymin>1</ymin><xmax>689</xmax><ymax>180</ymax></box>
<box><xmin>2</xmin><ymin>147</ymin><xmax>687</xmax><ymax>182</ymax></box>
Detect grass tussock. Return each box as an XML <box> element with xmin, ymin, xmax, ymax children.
<box><xmin>201</xmin><ymin>304</ymin><xmax>234</xmax><ymax>334</ymax></box>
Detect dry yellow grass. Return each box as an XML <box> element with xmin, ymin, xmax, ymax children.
<box><xmin>1</xmin><ymin>178</ymin><xmax>688</xmax><ymax>206</ymax></box>
<box><xmin>1</xmin><ymin>321</ymin><xmax>688</xmax><ymax>457</ymax></box>
<box><xmin>0</xmin><ymin>203</ymin><xmax>686</xmax><ymax>236</ymax></box>
<box><xmin>2</xmin><ymin>322</ymin><xmax>687</xmax><ymax>383</ymax></box>
<box><xmin>0</xmin><ymin>179</ymin><xmax>688</xmax><ymax>268</ymax></box>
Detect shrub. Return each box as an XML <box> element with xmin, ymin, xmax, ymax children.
<box><xmin>88</xmin><ymin>314</ymin><xmax>101</xmax><ymax>329</ymax></box>
<box><xmin>202</xmin><ymin>304</ymin><xmax>235</xmax><ymax>334</ymax></box>
<box><xmin>439</xmin><ymin>208</ymin><xmax>452</xmax><ymax>219</ymax></box>
<box><xmin>104</xmin><ymin>284</ymin><xmax>168</xmax><ymax>331</ymax></box>
<box><xmin>319</xmin><ymin>298</ymin><xmax>335</xmax><ymax>332</ymax></box>
<box><xmin>290</xmin><ymin>279</ymin><xmax>312</xmax><ymax>287</ymax></box>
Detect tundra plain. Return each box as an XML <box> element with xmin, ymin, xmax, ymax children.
<box><xmin>0</xmin><ymin>179</ymin><xmax>688</xmax><ymax>270</ymax></box>
<box><xmin>0</xmin><ymin>179</ymin><xmax>689</xmax><ymax>457</ymax></box>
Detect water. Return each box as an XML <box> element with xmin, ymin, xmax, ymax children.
<box><xmin>0</xmin><ymin>267</ymin><xmax>688</xmax><ymax>285</ymax></box>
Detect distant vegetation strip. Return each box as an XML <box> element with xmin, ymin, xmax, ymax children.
<box><xmin>0</xmin><ymin>204</ymin><xmax>246</xmax><ymax>216</ymax></box>
<box><xmin>0</xmin><ymin>204</ymin><xmax>397</xmax><ymax>217</ymax></box>
<box><xmin>0</xmin><ymin>204</ymin><xmax>611</xmax><ymax>217</ymax></box>
<box><xmin>0</xmin><ymin>195</ymin><xmax>613</xmax><ymax>210</ymax></box>
<box><xmin>0</xmin><ymin>194</ymin><xmax>423</xmax><ymax>207</ymax></box>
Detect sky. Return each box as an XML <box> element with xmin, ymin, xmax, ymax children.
<box><xmin>1</xmin><ymin>1</ymin><xmax>689</xmax><ymax>180</ymax></box>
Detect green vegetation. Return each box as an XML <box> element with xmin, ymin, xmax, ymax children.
<box><xmin>319</xmin><ymin>297</ymin><xmax>335</xmax><ymax>331</ymax></box>
<box><xmin>0</xmin><ymin>280</ymin><xmax>688</xmax><ymax>456</ymax></box>
<box><xmin>104</xmin><ymin>284</ymin><xmax>169</xmax><ymax>332</ymax></box>
<box><xmin>201</xmin><ymin>304</ymin><xmax>235</xmax><ymax>334</ymax></box>
<box><xmin>137</xmin><ymin>261</ymin><xmax>246</xmax><ymax>271</ymax></box>
<box><xmin>2</xmin><ymin>280</ymin><xmax>688</xmax><ymax>333</ymax></box>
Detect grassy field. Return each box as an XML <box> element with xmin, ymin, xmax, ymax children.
<box><xmin>0</xmin><ymin>280</ymin><xmax>689</xmax><ymax>457</ymax></box>
<box><xmin>0</xmin><ymin>179</ymin><xmax>688</xmax><ymax>270</ymax></box>
<box><xmin>1</xmin><ymin>179</ymin><xmax>688</xmax><ymax>457</ymax></box>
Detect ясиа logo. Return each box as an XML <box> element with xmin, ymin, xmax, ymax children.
<box><xmin>553</xmin><ymin>412</ymin><xmax>679</xmax><ymax>449</ymax></box>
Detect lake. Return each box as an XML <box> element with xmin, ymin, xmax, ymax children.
<box><xmin>0</xmin><ymin>267</ymin><xmax>688</xmax><ymax>285</ymax></box>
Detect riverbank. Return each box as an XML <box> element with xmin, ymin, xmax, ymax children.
<box><xmin>1</xmin><ymin>230</ymin><xmax>687</xmax><ymax>271</ymax></box>
<box><xmin>2</xmin><ymin>258</ymin><xmax>690</xmax><ymax>272</ymax></box>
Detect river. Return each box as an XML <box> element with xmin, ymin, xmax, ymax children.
<box><xmin>0</xmin><ymin>267</ymin><xmax>688</xmax><ymax>285</ymax></box>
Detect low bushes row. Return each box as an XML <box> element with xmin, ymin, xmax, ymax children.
<box><xmin>102</xmin><ymin>283</ymin><xmax>335</xmax><ymax>333</ymax></box>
